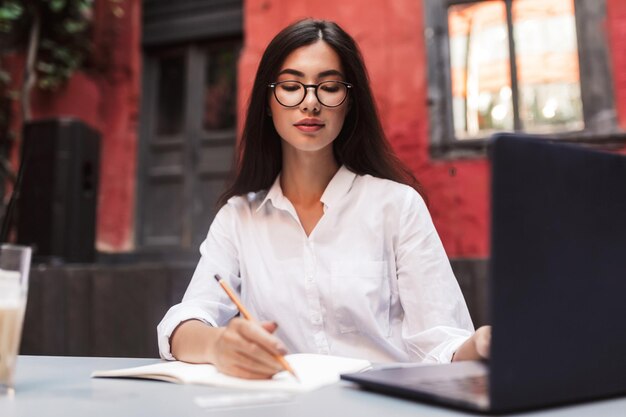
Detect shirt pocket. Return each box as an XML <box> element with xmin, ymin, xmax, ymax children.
<box><xmin>330</xmin><ymin>260</ymin><xmax>390</xmax><ymax>335</ymax></box>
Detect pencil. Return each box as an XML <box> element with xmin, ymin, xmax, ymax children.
<box><xmin>213</xmin><ymin>274</ymin><xmax>300</xmax><ymax>381</ymax></box>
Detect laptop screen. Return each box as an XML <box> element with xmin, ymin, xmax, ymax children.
<box><xmin>488</xmin><ymin>134</ymin><xmax>626</xmax><ymax>410</ymax></box>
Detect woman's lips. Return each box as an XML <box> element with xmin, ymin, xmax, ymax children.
<box><xmin>295</xmin><ymin>124</ymin><xmax>324</xmax><ymax>132</ymax></box>
<box><xmin>294</xmin><ymin>119</ymin><xmax>325</xmax><ymax>132</ymax></box>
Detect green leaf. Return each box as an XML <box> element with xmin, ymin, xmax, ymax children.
<box><xmin>78</xmin><ymin>0</ymin><xmax>94</xmax><ymax>11</ymax></box>
<box><xmin>38</xmin><ymin>78</ymin><xmax>51</xmax><ymax>89</ymax></box>
<box><xmin>40</xmin><ymin>39</ymin><xmax>57</xmax><ymax>49</ymax></box>
<box><xmin>0</xmin><ymin>2</ymin><xmax>24</xmax><ymax>20</ymax></box>
<box><xmin>63</xmin><ymin>19</ymin><xmax>87</xmax><ymax>33</ymax></box>
<box><xmin>49</xmin><ymin>0</ymin><xmax>67</xmax><ymax>12</ymax></box>
<box><xmin>42</xmin><ymin>75</ymin><xmax>62</xmax><ymax>89</ymax></box>
<box><xmin>68</xmin><ymin>57</ymin><xmax>81</xmax><ymax>69</ymax></box>
<box><xmin>0</xmin><ymin>22</ymin><xmax>12</xmax><ymax>32</ymax></box>
<box><xmin>36</xmin><ymin>62</ymin><xmax>56</xmax><ymax>74</ymax></box>
<box><xmin>52</xmin><ymin>46</ymin><xmax>69</xmax><ymax>59</ymax></box>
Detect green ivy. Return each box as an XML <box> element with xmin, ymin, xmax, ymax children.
<box><xmin>0</xmin><ymin>0</ymin><xmax>96</xmax><ymax>91</ymax></box>
<box><xmin>0</xmin><ymin>0</ymin><xmax>108</xmax><ymax>190</ymax></box>
<box><xmin>0</xmin><ymin>2</ymin><xmax>22</xmax><ymax>19</ymax></box>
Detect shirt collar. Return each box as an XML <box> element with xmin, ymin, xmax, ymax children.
<box><xmin>255</xmin><ymin>165</ymin><xmax>357</xmax><ymax>213</ymax></box>
<box><xmin>256</xmin><ymin>174</ymin><xmax>284</xmax><ymax>213</ymax></box>
<box><xmin>320</xmin><ymin>165</ymin><xmax>357</xmax><ymax>208</ymax></box>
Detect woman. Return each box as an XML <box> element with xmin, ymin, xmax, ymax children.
<box><xmin>157</xmin><ymin>19</ymin><xmax>490</xmax><ymax>379</ymax></box>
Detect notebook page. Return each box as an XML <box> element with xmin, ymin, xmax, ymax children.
<box><xmin>92</xmin><ymin>353</ymin><xmax>370</xmax><ymax>392</ymax></box>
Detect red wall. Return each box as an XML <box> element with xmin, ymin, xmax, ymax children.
<box><xmin>6</xmin><ymin>0</ymin><xmax>626</xmax><ymax>254</ymax></box>
<box><xmin>243</xmin><ymin>0</ymin><xmax>490</xmax><ymax>257</ymax></box>
<box><xmin>608</xmin><ymin>0</ymin><xmax>626</xmax><ymax>129</ymax></box>
<box><xmin>242</xmin><ymin>0</ymin><xmax>626</xmax><ymax>258</ymax></box>
<box><xmin>6</xmin><ymin>0</ymin><xmax>142</xmax><ymax>251</ymax></box>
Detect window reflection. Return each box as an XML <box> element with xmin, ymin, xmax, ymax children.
<box><xmin>448</xmin><ymin>0</ymin><xmax>583</xmax><ymax>139</ymax></box>
<box><xmin>513</xmin><ymin>0</ymin><xmax>583</xmax><ymax>133</ymax></box>
<box><xmin>449</xmin><ymin>1</ymin><xmax>512</xmax><ymax>139</ymax></box>
<box><xmin>156</xmin><ymin>55</ymin><xmax>186</xmax><ymax>136</ymax></box>
<box><xmin>203</xmin><ymin>46</ymin><xmax>239</xmax><ymax>131</ymax></box>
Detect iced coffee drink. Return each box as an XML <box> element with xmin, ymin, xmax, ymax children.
<box><xmin>0</xmin><ymin>245</ymin><xmax>31</xmax><ymax>395</ymax></box>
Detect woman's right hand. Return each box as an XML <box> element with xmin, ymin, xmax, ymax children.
<box><xmin>211</xmin><ymin>318</ymin><xmax>289</xmax><ymax>379</ymax></box>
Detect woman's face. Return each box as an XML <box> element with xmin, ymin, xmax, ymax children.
<box><xmin>269</xmin><ymin>41</ymin><xmax>350</xmax><ymax>155</ymax></box>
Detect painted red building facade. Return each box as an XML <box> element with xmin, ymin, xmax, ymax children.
<box><xmin>5</xmin><ymin>0</ymin><xmax>626</xmax><ymax>258</ymax></box>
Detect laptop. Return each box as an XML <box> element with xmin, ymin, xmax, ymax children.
<box><xmin>341</xmin><ymin>133</ymin><xmax>626</xmax><ymax>413</ymax></box>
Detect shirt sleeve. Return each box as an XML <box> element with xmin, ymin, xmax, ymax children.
<box><xmin>395</xmin><ymin>189</ymin><xmax>475</xmax><ymax>363</ymax></box>
<box><xmin>157</xmin><ymin>203</ymin><xmax>241</xmax><ymax>360</ymax></box>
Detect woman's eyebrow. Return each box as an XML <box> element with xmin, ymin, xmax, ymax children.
<box><xmin>278</xmin><ymin>68</ymin><xmax>305</xmax><ymax>77</ymax></box>
<box><xmin>318</xmin><ymin>69</ymin><xmax>344</xmax><ymax>78</ymax></box>
<box><xmin>277</xmin><ymin>68</ymin><xmax>345</xmax><ymax>78</ymax></box>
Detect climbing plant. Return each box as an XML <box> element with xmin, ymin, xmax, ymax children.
<box><xmin>0</xmin><ymin>0</ymin><xmax>122</xmax><ymax>233</ymax></box>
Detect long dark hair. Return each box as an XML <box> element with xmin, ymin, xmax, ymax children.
<box><xmin>218</xmin><ymin>19</ymin><xmax>425</xmax><ymax>207</ymax></box>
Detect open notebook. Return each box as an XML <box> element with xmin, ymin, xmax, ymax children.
<box><xmin>91</xmin><ymin>353</ymin><xmax>371</xmax><ymax>393</ymax></box>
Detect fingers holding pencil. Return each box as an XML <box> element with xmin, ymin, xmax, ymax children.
<box><xmin>215</xmin><ymin>318</ymin><xmax>287</xmax><ymax>378</ymax></box>
<box><xmin>213</xmin><ymin>274</ymin><xmax>299</xmax><ymax>381</ymax></box>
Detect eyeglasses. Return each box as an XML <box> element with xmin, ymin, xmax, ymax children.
<box><xmin>268</xmin><ymin>80</ymin><xmax>353</xmax><ymax>108</ymax></box>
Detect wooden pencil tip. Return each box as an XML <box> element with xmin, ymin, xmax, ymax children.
<box><xmin>214</xmin><ymin>274</ymin><xmax>222</xmax><ymax>283</ymax></box>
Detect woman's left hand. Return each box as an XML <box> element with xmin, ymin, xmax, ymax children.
<box><xmin>452</xmin><ymin>325</ymin><xmax>491</xmax><ymax>362</ymax></box>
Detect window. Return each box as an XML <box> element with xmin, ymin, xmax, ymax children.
<box><xmin>202</xmin><ymin>46</ymin><xmax>238</xmax><ymax>132</ymax></box>
<box><xmin>425</xmin><ymin>0</ymin><xmax>621</xmax><ymax>157</ymax></box>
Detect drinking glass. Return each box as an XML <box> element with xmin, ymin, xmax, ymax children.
<box><xmin>0</xmin><ymin>244</ymin><xmax>32</xmax><ymax>395</ymax></box>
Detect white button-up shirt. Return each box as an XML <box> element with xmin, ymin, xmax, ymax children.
<box><xmin>158</xmin><ymin>166</ymin><xmax>474</xmax><ymax>363</ymax></box>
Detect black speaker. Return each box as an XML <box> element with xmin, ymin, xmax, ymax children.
<box><xmin>16</xmin><ymin>118</ymin><xmax>100</xmax><ymax>263</ymax></box>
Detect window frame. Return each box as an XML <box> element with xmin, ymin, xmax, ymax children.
<box><xmin>424</xmin><ymin>0</ymin><xmax>625</xmax><ymax>159</ymax></box>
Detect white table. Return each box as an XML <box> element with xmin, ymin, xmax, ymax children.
<box><xmin>2</xmin><ymin>356</ymin><xmax>626</xmax><ymax>416</ymax></box>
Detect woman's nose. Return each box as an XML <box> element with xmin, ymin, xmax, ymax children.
<box><xmin>300</xmin><ymin>86</ymin><xmax>321</xmax><ymax>112</ymax></box>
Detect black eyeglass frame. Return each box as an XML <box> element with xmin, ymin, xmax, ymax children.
<box><xmin>268</xmin><ymin>80</ymin><xmax>353</xmax><ymax>108</ymax></box>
